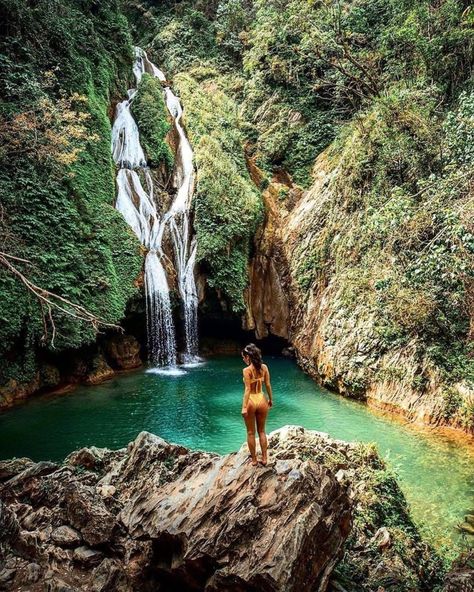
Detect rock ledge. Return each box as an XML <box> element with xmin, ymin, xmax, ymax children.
<box><xmin>0</xmin><ymin>427</ymin><xmax>352</xmax><ymax>592</ymax></box>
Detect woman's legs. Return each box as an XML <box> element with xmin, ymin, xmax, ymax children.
<box><xmin>256</xmin><ymin>403</ymin><xmax>269</xmax><ymax>464</ymax></box>
<box><xmin>243</xmin><ymin>404</ymin><xmax>257</xmax><ymax>464</ymax></box>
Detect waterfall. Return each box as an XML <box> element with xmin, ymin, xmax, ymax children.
<box><xmin>111</xmin><ymin>46</ymin><xmax>199</xmax><ymax>367</ymax></box>
<box><xmin>144</xmin><ymin>251</ymin><xmax>177</xmax><ymax>367</ymax></box>
<box><xmin>144</xmin><ymin>60</ymin><xmax>199</xmax><ymax>361</ymax></box>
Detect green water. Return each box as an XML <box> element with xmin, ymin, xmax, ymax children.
<box><xmin>0</xmin><ymin>356</ymin><xmax>472</xmax><ymax>550</ymax></box>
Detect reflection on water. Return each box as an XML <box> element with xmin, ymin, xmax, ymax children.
<box><xmin>0</xmin><ymin>356</ymin><xmax>472</xmax><ymax>551</ymax></box>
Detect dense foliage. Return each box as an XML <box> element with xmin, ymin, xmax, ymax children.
<box><xmin>142</xmin><ymin>0</ymin><xmax>473</xmax><ymax>186</ymax></box>
<box><xmin>1</xmin><ymin>0</ymin><xmax>472</xmax><ymax>410</ymax></box>
<box><xmin>131</xmin><ymin>73</ymin><xmax>173</xmax><ymax>168</ymax></box>
<box><xmin>0</xmin><ymin>0</ymin><xmax>142</xmax><ymax>384</ymax></box>
<box><xmin>134</xmin><ymin>0</ymin><xmax>473</xmax><ymax>415</ymax></box>
<box><xmin>174</xmin><ymin>71</ymin><xmax>262</xmax><ymax>311</ymax></box>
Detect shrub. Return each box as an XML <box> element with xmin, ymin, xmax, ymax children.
<box><xmin>131</xmin><ymin>73</ymin><xmax>174</xmax><ymax>168</ymax></box>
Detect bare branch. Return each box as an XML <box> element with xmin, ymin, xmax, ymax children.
<box><xmin>0</xmin><ymin>253</ymin><xmax>123</xmax><ymax>347</ymax></box>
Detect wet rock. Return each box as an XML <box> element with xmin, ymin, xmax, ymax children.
<box><xmin>51</xmin><ymin>526</ymin><xmax>81</xmax><ymax>547</ymax></box>
<box><xmin>104</xmin><ymin>335</ymin><xmax>142</xmax><ymax>370</ymax></box>
<box><xmin>0</xmin><ymin>374</ymin><xmax>41</xmax><ymax>410</ymax></box>
<box><xmin>0</xmin><ymin>568</ymin><xmax>16</xmax><ymax>589</ymax></box>
<box><xmin>244</xmin><ymin>171</ymin><xmax>291</xmax><ymax>341</ymax></box>
<box><xmin>371</xmin><ymin>527</ymin><xmax>391</xmax><ymax>549</ymax></box>
<box><xmin>47</xmin><ymin>545</ymin><xmax>73</xmax><ymax>563</ymax></box>
<box><xmin>84</xmin><ymin>354</ymin><xmax>114</xmax><ymax>386</ymax></box>
<box><xmin>459</xmin><ymin>521</ymin><xmax>474</xmax><ymax>535</ymax></box>
<box><xmin>22</xmin><ymin>506</ymin><xmax>53</xmax><ymax>530</ymax></box>
<box><xmin>15</xmin><ymin>529</ymin><xmax>47</xmax><ymax>561</ymax></box>
<box><xmin>121</xmin><ymin>434</ymin><xmax>352</xmax><ymax>592</ymax></box>
<box><xmin>96</xmin><ymin>485</ymin><xmax>116</xmax><ymax>498</ymax></box>
<box><xmin>443</xmin><ymin>551</ymin><xmax>474</xmax><ymax>592</ymax></box>
<box><xmin>45</xmin><ymin>577</ymin><xmax>79</xmax><ymax>592</ymax></box>
<box><xmin>5</xmin><ymin>461</ymin><xmax>58</xmax><ymax>489</ymax></box>
<box><xmin>0</xmin><ymin>501</ymin><xmax>20</xmax><ymax>542</ymax></box>
<box><xmin>67</xmin><ymin>447</ymin><xmax>107</xmax><ymax>471</ymax></box>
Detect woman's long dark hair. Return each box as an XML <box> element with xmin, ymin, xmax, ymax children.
<box><xmin>242</xmin><ymin>343</ymin><xmax>263</xmax><ymax>373</ymax></box>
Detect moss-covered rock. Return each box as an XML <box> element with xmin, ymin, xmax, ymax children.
<box><xmin>0</xmin><ymin>0</ymin><xmax>142</xmax><ymax>386</ymax></box>
<box><xmin>131</xmin><ymin>73</ymin><xmax>174</xmax><ymax>168</ymax></box>
<box><xmin>173</xmin><ymin>72</ymin><xmax>263</xmax><ymax>312</ymax></box>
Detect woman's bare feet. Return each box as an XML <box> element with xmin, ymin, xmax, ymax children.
<box><xmin>260</xmin><ymin>456</ymin><xmax>268</xmax><ymax>466</ymax></box>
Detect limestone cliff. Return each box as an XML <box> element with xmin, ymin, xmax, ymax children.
<box><xmin>245</xmin><ymin>151</ymin><xmax>474</xmax><ymax>436</ymax></box>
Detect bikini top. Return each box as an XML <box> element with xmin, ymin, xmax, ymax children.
<box><xmin>244</xmin><ymin>367</ymin><xmax>265</xmax><ymax>393</ymax></box>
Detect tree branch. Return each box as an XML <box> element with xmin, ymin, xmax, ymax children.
<box><xmin>0</xmin><ymin>252</ymin><xmax>122</xmax><ymax>347</ymax></box>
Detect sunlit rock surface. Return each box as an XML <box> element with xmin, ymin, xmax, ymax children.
<box><xmin>0</xmin><ymin>428</ymin><xmax>352</xmax><ymax>592</ymax></box>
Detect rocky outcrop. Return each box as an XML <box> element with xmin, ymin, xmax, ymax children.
<box><xmin>0</xmin><ymin>426</ymin><xmax>445</xmax><ymax>592</ymax></box>
<box><xmin>0</xmin><ymin>333</ymin><xmax>142</xmax><ymax>411</ymax></box>
<box><xmin>0</xmin><ymin>428</ymin><xmax>352</xmax><ymax>592</ymax></box>
<box><xmin>104</xmin><ymin>334</ymin><xmax>142</xmax><ymax>371</ymax></box>
<box><xmin>244</xmin><ymin>161</ymin><xmax>293</xmax><ymax>341</ymax></box>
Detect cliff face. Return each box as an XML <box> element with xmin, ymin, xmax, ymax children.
<box><xmin>245</xmin><ymin>147</ymin><xmax>473</xmax><ymax>435</ymax></box>
<box><xmin>0</xmin><ymin>426</ymin><xmax>444</xmax><ymax>592</ymax></box>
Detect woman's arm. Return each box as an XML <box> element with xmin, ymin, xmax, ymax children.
<box><xmin>264</xmin><ymin>365</ymin><xmax>273</xmax><ymax>407</ymax></box>
<box><xmin>242</xmin><ymin>369</ymin><xmax>251</xmax><ymax>416</ymax></box>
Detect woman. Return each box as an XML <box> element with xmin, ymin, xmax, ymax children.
<box><xmin>241</xmin><ymin>343</ymin><xmax>273</xmax><ymax>466</ymax></box>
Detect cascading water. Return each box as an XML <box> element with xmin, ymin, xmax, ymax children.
<box><xmin>111</xmin><ymin>47</ymin><xmax>199</xmax><ymax>367</ymax></box>
<box><xmin>149</xmin><ymin>65</ymin><xmax>199</xmax><ymax>362</ymax></box>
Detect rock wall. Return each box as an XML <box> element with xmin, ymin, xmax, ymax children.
<box><xmin>0</xmin><ymin>333</ymin><xmax>142</xmax><ymax>411</ymax></box>
<box><xmin>245</xmin><ymin>154</ymin><xmax>474</xmax><ymax>436</ymax></box>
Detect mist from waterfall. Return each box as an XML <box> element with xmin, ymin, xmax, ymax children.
<box><xmin>111</xmin><ymin>47</ymin><xmax>199</xmax><ymax>367</ymax></box>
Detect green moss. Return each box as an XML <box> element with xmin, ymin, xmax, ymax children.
<box><xmin>173</xmin><ymin>73</ymin><xmax>263</xmax><ymax>312</ymax></box>
<box><xmin>0</xmin><ymin>0</ymin><xmax>142</xmax><ymax>384</ymax></box>
<box><xmin>131</xmin><ymin>73</ymin><xmax>174</xmax><ymax>168</ymax></box>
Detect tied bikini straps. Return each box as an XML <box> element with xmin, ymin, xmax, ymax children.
<box><xmin>249</xmin><ymin>367</ymin><xmax>264</xmax><ymax>392</ymax></box>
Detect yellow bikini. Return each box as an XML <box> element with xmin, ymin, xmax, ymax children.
<box><xmin>246</xmin><ymin>369</ymin><xmax>268</xmax><ymax>409</ymax></box>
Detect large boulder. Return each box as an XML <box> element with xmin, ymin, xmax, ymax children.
<box><xmin>121</xmin><ymin>438</ymin><xmax>351</xmax><ymax>592</ymax></box>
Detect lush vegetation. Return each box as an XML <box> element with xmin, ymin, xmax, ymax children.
<box><xmin>1</xmin><ymin>0</ymin><xmax>472</xmax><ymax>411</ymax></box>
<box><xmin>0</xmin><ymin>0</ymin><xmax>142</xmax><ymax>385</ymax></box>
<box><xmin>131</xmin><ymin>72</ymin><xmax>174</xmax><ymax>168</ymax></box>
<box><xmin>135</xmin><ymin>0</ymin><xmax>473</xmax><ymax>413</ymax></box>
<box><xmin>141</xmin><ymin>0</ymin><xmax>473</xmax><ymax>186</ymax></box>
<box><xmin>174</xmin><ymin>71</ymin><xmax>262</xmax><ymax>312</ymax></box>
